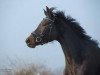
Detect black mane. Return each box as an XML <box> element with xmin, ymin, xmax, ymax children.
<box><xmin>53</xmin><ymin>11</ymin><xmax>99</xmax><ymax>47</ymax></box>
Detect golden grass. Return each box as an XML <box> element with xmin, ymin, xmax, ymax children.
<box><xmin>13</xmin><ymin>64</ymin><xmax>53</xmax><ymax>75</ymax></box>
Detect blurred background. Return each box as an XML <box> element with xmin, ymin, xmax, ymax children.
<box><xmin>0</xmin><ymin>0</ymin><xmax>100</xmax><ymax>74</ymax></box>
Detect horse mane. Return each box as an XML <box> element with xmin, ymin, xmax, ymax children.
<box><xmin>52</xmin><ymin>10</ymin><xmax>99</xmax><ymax>47</ymax></box>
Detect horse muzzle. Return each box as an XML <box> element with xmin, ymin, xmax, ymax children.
<box><xmin>26</xmin><ymin>35</ymin><xmax>37</xmax><ymax>48</ymax></box>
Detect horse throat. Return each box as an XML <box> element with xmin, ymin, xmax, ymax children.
<box><xmin>57</xmin><ymin>24</ymin><xmax>85</xmax><ymax>65</ymax></box>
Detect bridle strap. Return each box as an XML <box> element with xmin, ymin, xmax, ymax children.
<box><xmin>45</xmin><ymin>17</ymin><xmax>54</xmax><ymax>22</ymax></box>
<box><xmin>48</xmin><ymin>24</ymin><xmax>53</xmax><ymax>40</ymax></box>
<box><xmin>31</xmin><ymin>18</ymin><xmax>54</xmax><ymax>44</ymax></box>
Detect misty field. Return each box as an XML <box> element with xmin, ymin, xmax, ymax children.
<box><xmin>1</xmin><ymin>63</ymin><xmax>63</xmax><ymax>75</ymax></box>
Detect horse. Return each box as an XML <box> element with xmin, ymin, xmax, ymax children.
<box><xmin>26</xmin><ymin>6</ymin><xmax>100</xmax><ymax>75</ymax></box>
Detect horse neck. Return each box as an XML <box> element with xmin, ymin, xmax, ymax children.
<box><xmin>57</xmin><ymin>21</ymin><xmax>85</xmax><ymax>64</ymax></box>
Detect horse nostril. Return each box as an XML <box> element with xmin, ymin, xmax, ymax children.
<box><xmin>26</xmin><ymin>38</ymin><xmax>30</xmax><ymax>44</ymax></box>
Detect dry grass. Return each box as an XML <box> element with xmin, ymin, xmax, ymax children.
<box><xmin>1</xmin><ymin>57</ymin><xmax>63</xmax><ymax>75</ymax></box>
<box><xmin>5</xmin><ymin>64</ymin><xmax>63</xmax><ymax>75</ymax></box>
<box><xmin>13</xmin><ymin>64</ymin><xmax>53</xmax><ymax>75</ymax></box>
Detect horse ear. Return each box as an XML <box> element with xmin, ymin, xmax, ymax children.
<box><xmin>46</xmin><ymin>6</ymin><xmax>50</xmax><ymax>13</ymax></box>
<box><xmin>46</xmin><ymin>6</ymin><xmax>54</xmax><ymax>19</ymax></box>
<box><xmin>46</xmin><ymin>6</ymin><xmax>51</xmax><ymax>17</ymax></box>
<box><xmin>43</xmin><ymin>9</ymin><xmax>47</xmax><ymax>16</ymax></box>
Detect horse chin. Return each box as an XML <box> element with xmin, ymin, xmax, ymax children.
<box><xmin>27</xmin><ymin>44</ymin><xmax>36</xmax><ymax>48</ymax></box>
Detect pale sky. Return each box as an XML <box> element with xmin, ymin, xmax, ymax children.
<box><xmin>0</xmin><ymin>0</ymin><xmax>100</xmax><ymax>70</ymax></box>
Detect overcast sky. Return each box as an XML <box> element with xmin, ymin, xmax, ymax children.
<box><xmin>0</xmin><ymin>0</ymin><xmax>100</xmax><ymax>70</ymax></box>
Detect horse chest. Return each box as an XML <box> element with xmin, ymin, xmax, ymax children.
<box><xmin>65</xmin><ymin>65</ymin><xmax>85</xmax><ymax>75</ymax></box>
<box><xmin>65</xmin><ymin>59</ymin><xmax>86</xmax><ymax>75</ymax></box>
